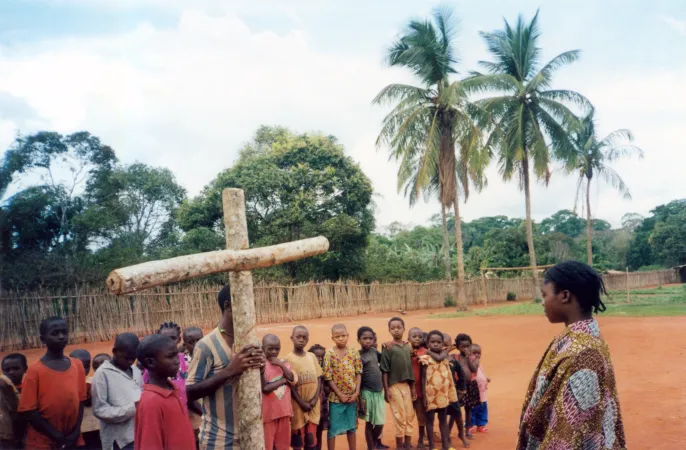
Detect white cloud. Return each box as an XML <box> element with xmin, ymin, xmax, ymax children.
<box><xmin>1</xmin><ymin>6</ymin><xmax>684</xmax><ymax>230</ymax></box>
<box><xmin>657</xmin><ymin>14</ymin><xmax>686</xmax><ymax>34</ymax></box>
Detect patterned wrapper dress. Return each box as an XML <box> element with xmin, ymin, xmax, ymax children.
<box><xmin>516</xmin><ymin>318</ymin><xmax>626</xmax><ymax>450</ymax></box>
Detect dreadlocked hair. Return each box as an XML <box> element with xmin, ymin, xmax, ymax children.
<box><xmin>544</xmin><ymin>260</ymin><xmax>607</xmax><ymax>314</ymax></box>
<box><xmin>158</xmin><ymin>321</ymin><xmax>181</xmax><ymax>335</ymax></box>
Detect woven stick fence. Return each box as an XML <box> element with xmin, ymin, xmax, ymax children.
<box><xmin>0</xmin><ymin>269</ymin><xmax>677</xmax><ymax>351</ymax></box>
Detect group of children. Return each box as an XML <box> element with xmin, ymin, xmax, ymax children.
<box><xmin>261</xmin><ymin>317</ymin><xmax>489</xmax><ymax>450</ymax></box>
<box><xmin>0</xmin><ymin>317</ymin><xmax>206</xmax><ymax>450</ymax></box>
<box><xmin>0</xmin><ymin>315</ymin><xmax>489</xmax><ymax>450</ymax></box>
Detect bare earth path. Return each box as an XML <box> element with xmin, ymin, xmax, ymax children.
<box><xmin>4</xmin><ymin>307</ymin><xmax>685</xmax><ymax>449</ymax></box>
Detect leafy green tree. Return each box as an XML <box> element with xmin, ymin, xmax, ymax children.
<box><xmin>467</xmin><ymin>11</ymin><xmax>589</xmax><ymax>293</ymax></box>
<box><xmin>645</xmin><ymin>200</ymin><xmax>686</xmax><ymax>267</ymax></box>
<box><xmin>540</xmin><ymin>210</ymin><xmax>585</xmax><ymax>237</ymax></box>
<box><xmin>177</xmin><ymin>127</ymin><xmax>374</xmax><ymax>281</ymax></box>
<box><xmin>568</xmin><ymin>108</ymin><xmax>643</xmax><ymax>265</ymax></box>
<box><xmin>374</xmin><ymin>7</ymin><xmax>488</xmax><ymax>307</ymax></box>
<box><xmin>81</xmin><ymin>163</ymin><xmax>186</xmax><ymax>258</ymax></box>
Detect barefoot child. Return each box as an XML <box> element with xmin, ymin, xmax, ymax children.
<box><xmin>262</xmin><ymin>334</ymin><xmax>297</xmax><ymax>450</ymax></box>
<box><xmin>358</xmin><ymin>327</ymin><xmax>385</xmax><ymax>450</ymax></box>
<box><xmin>19</xmin><ymin>317</ymin><xmax>87</xmax><ymax>449</ymax></box>
<box><xmin>469</xmin><ymin>344</ymin><xmax>489</xmax><ymax>434</ymax></box>
<box><xmin>324</xmin><ymin>324</ymin><xmax>362</xmax><ymax>450</ymax></box>
<box><xmin>408</xmin><ymin>328</ymin><xmax>427</xmax><ymax>449</ymax></box>
<box><xmin>420</xmin><ymin>331</ymin><xmax>457</xmax><ymax>450</ymax></box>
<box><xmin>134</xmin><ymin>334</ymin><xmax>195</xmax><ymax>450</ymax></box>
<box><xmin>455</xmin><ymin>334</ymin><xmax>479</xmax><ymax>441</ymax></box>
<box><xmin>308</xmin><ymin>344</ymin><xmax>328</xmax><ymax>450</ymax></box>
<box><xmin>445</xmin><ymin>333</ymin><xmax>469</xmax><ymax>449</ymax></box>
<box><xmin>1</xmin><ymin>354</ymin><xmax>27</xmax><ymax>449</ymax></box>
<box><xmin>380</xmin><ymin>317</ymin><xmax>416</xmax><ymax>450</ymax></box>
<box><xmin>92</xmin><ymin>333</ymin><xmax>143</xmax><ymax>450</ymax></box>
<box><xmin>286</xmin><ymin>326</ymin><xmax>322</xmax><ymax>450</ymax></box>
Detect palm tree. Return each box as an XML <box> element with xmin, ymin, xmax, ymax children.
<box><xmin>374</xmin><ymin>7</ymin><xmax>488</xmax><ymax>307</ymax></box>
<box><xmin>569</xmin><ymin>108</ymin><xmax>644</xmax><ymax>265</ymax></box>
<box><xmin>397</xmin><ymin>144</ymin><xmax>486</xmax><ymax>282</ymax></box>
<box><xmin>466</xmin><ymin>10</ymin><xmax>589</xmax><ymax>294</ymax></box>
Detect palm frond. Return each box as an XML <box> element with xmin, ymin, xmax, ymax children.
<box><xmin>598</xmin><ymin>166</ymin><xmax>631</xmax><ymax>199</ymax></box>
<box><xmin>539</xmin><ymin>89</ymin><xmax>591</xmax><ymax>112</ymax></box>
<box><xmin>372</xmin><ymin>83</ymin><xmax>431</xmax><ymax>105</ymax></box>
<box><xmin>527</xmin><ymin>50</ymin><xmax>581</xmax><ymax>92</ymax></box>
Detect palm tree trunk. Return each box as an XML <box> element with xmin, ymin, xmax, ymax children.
<box><xmin>522</xmin><ymin>156</ymin><xmax>540</xmax><ymax>298</ymax></box>
<box><xmin>585</xmin><ymin>176</ymin><xmax>593</xmax><ymax>266</ymax></box>
<box><xmin>441</xmin><ymin>204</ymin><xmax>451</xmax><ymax>281</ymax></box>
<box><xmin>453</xmin><ymin>198</ymin><xmax>467</xmax><ymax>310</ymax></box>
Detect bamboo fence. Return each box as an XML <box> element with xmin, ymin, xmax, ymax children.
<box><xmin>0</xmin><ymin>269</ymin><xmax>678</xmax><ymax>351</ymax></box>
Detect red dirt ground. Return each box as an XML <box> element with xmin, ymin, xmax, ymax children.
<box><xmin>4</xmin><ymin>308</ymin><xmax>685</xmax><ymax>449</ymax></box>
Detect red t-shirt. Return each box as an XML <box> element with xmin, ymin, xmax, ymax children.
<box><xmin>18</xmin><ymin>358</ymin><xmax>87</xmax><ymax>449</ymax></box>
<box><xmin>411</xmin><ymin>348</ymin><xmax>427</xmax><ymax>398</ymax></box>
<box><xmin>134</xmin><ymin>382</ymin><xmax>195</xmax><ymax>450</ymax></box>
<box><xmin>262</xmin><ymin>360</ymin><xmax>295</xmax><ymax>423</ymax></box>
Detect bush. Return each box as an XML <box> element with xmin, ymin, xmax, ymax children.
<box><xmin>533</xmin><ymin>297</ymin><xmax>542</xmax><ymax>304</ymax></box>
<box><xmin>506</xmin><ymin>291</ymin><xmax>517</xmax><ymax>302</ymax></box>
<box><xmin>444</xmin><ymin>295</ymin><xmax>456</xmax><ymax>307</ymax></box>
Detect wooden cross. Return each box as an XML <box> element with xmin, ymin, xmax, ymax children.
<box><xmin>106</xmin><ymin>188</ymin><xmax>329</xmax><ymax>450</ymax></box>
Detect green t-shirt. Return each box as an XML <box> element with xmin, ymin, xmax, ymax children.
<box><xmin>380</xmin><ymin>341</ymin><xmax>414</xmax><ymax>386</ymax></box>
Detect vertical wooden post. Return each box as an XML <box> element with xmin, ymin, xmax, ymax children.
<box><xmin>480</xmin><ymin>270</ymin><xmax>488</xmax><ymax>309</ymax></box>
<box><xmin>626</xmin><ymin>267</ymin><xmax>630</xmax><ymax>303</ymax></box>
<box><xmin>222</xmin><ymin>188</ymin><xmax>264</xmax><ymax>450</ymax></box>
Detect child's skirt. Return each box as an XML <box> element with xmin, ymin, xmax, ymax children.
<box><xmin>328</xmin><ymin>402</ymin><xmax>357</xmax><ymax>438</ymax></box>
<box><xmin>464</xmin><ymin>380</ymin><xmax>481</xmax><ymax>409</ymax></box>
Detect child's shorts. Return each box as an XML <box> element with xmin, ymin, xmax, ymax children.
<box><xmin>447</xmin><ymin>401</ymin><xmax>463</xmax><ymax>418</ymax></box>
<box><xmin>361</xmin><ymin>390</ymin><xmax>386</xmax><ymax>426</ymax></box>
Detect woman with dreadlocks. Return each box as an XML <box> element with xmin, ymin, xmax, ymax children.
<box><xmin>516</xmin><ymin>261</ymin><xmax>626</xmax><ymax>450</ymax></box>
<box><xmin>142</xmin><ymin>322</ymin><xmax>191</xmax><ymax>414</ymax></box>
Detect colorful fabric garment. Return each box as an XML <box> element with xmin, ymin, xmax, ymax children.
<box><xmin>322</xmin><ymin>347</ymin><xmax>362</xmax><ymax>403</ymax></box>
<box><xmin>360</xmin><ymin>390</ymin><xmax>385</xmax><ymax>426</ymax></box>
<box><xmin>420</xmin><ymin>356</ymin><xmax>457</xmax><ymax>411</ymax></box>
<box><xmin>285</xmin><ymin>351</ymin><xmax>323</xmax><ymax>430</ymax></box>
<box><xmin>262</xmin><ymin>359</ymin><xmax>296</xmax><ymax>423</ymax></box>
<box><xmin>516</xmin><ymin>318</ymin><xmax>626</xmax><ymax>450</ymax></box>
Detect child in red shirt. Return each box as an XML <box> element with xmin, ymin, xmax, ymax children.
<box><xmin>19</xmin><ymin>317</ymin><xmax>87</xmax><ymax>450</ymax></box>
<box><xmin>134</xmin><ymin>334</ymin><xmax>195</xmax><ymax>450</ymax></box>
<box><xmin>262</xmin><ymin>334</ymin><xmax>297</xmax><ymax>450</ymax></box>
<box><xmin>408</xmin><ymin>327</ymin><xmax>427</xmax><ymax>449</ymax></box>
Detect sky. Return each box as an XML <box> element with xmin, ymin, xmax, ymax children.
<box><xmin>1</xmin><ymin>0</ymin><xmax>685</xmax><ymax>230</ymax></box>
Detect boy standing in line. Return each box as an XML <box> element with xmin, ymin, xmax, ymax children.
<box><xmin>380</xmin><ymin>318</ymin><xmax>416</xmax><ymax>450</ymax></box>
<box><xmin>91</xmin><ymin>333</ymin><xmax>143</xmax><ymax>450</ymax></box>
<box><xmin>134</xmin><ymin>334</ymin><xmax>195</xmax><ymax>450</ymax></box>
<box><xmin>261</xmin><ymin>334</ymin><xmax>297</xmax><ymax>450</ymax></box>
<box><xmin>19</xmin><ymin>317</ymin><xmax>87</xmax><ymax>449</ymax></box>
<box><xmin>1</xmin><ymin>354</ymin><xmax>28</xmax><ymax>449</ymax></box>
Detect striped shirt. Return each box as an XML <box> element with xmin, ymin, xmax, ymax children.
<box><xmin>187</xmin><ymin>327</ymin><xmax>237</xmax><ymax>450</ymax></box>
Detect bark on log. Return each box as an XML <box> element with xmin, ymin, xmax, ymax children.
<box><xmin>223</xmin><ymin>188</ymin><xmax>263</xmax><ymax>450</ymax></box>
<box><xmin>106</xmin><ymin>236</ymin><xmax>329</xmax><ymax>295</ymax></box>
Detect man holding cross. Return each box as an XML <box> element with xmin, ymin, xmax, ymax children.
<box><xmin>186</xmin><ymin>284</ymin><xmax>265</xmax><ymax>450</ymax></box>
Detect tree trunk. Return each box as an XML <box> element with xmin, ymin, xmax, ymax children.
<box><xmin>522</xmin><ymin>156</ymin><xmax>540</xmax><ymax>298</ymax></box>
<box><xmin>452</xmin><ymin>198</ymin><xmax>467</xmax><ymax>310</ymax></box>
<box><xmin>222</xmin><ymin>188</ymin><xmax>264</xmax><ymax>450</ymax></box>
<box><xmin>106</xmin><ymin>236</ymin><xmax>329</xmax><ymax>295</ymax></box>
<box><xmin>441</xmin><ymin>204</ymin><xmax>451</xmax><ymax>281</ymax></box>
<box><xmin>586</xmin><ymin>176</ymin><xmax>593</xmax><ymax>266</ymax></box>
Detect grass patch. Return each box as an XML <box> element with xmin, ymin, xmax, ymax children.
<box><xmin>431</xmin><ymin>284</ymin><xmax>686</xmax><ymax>319</ymax></box>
